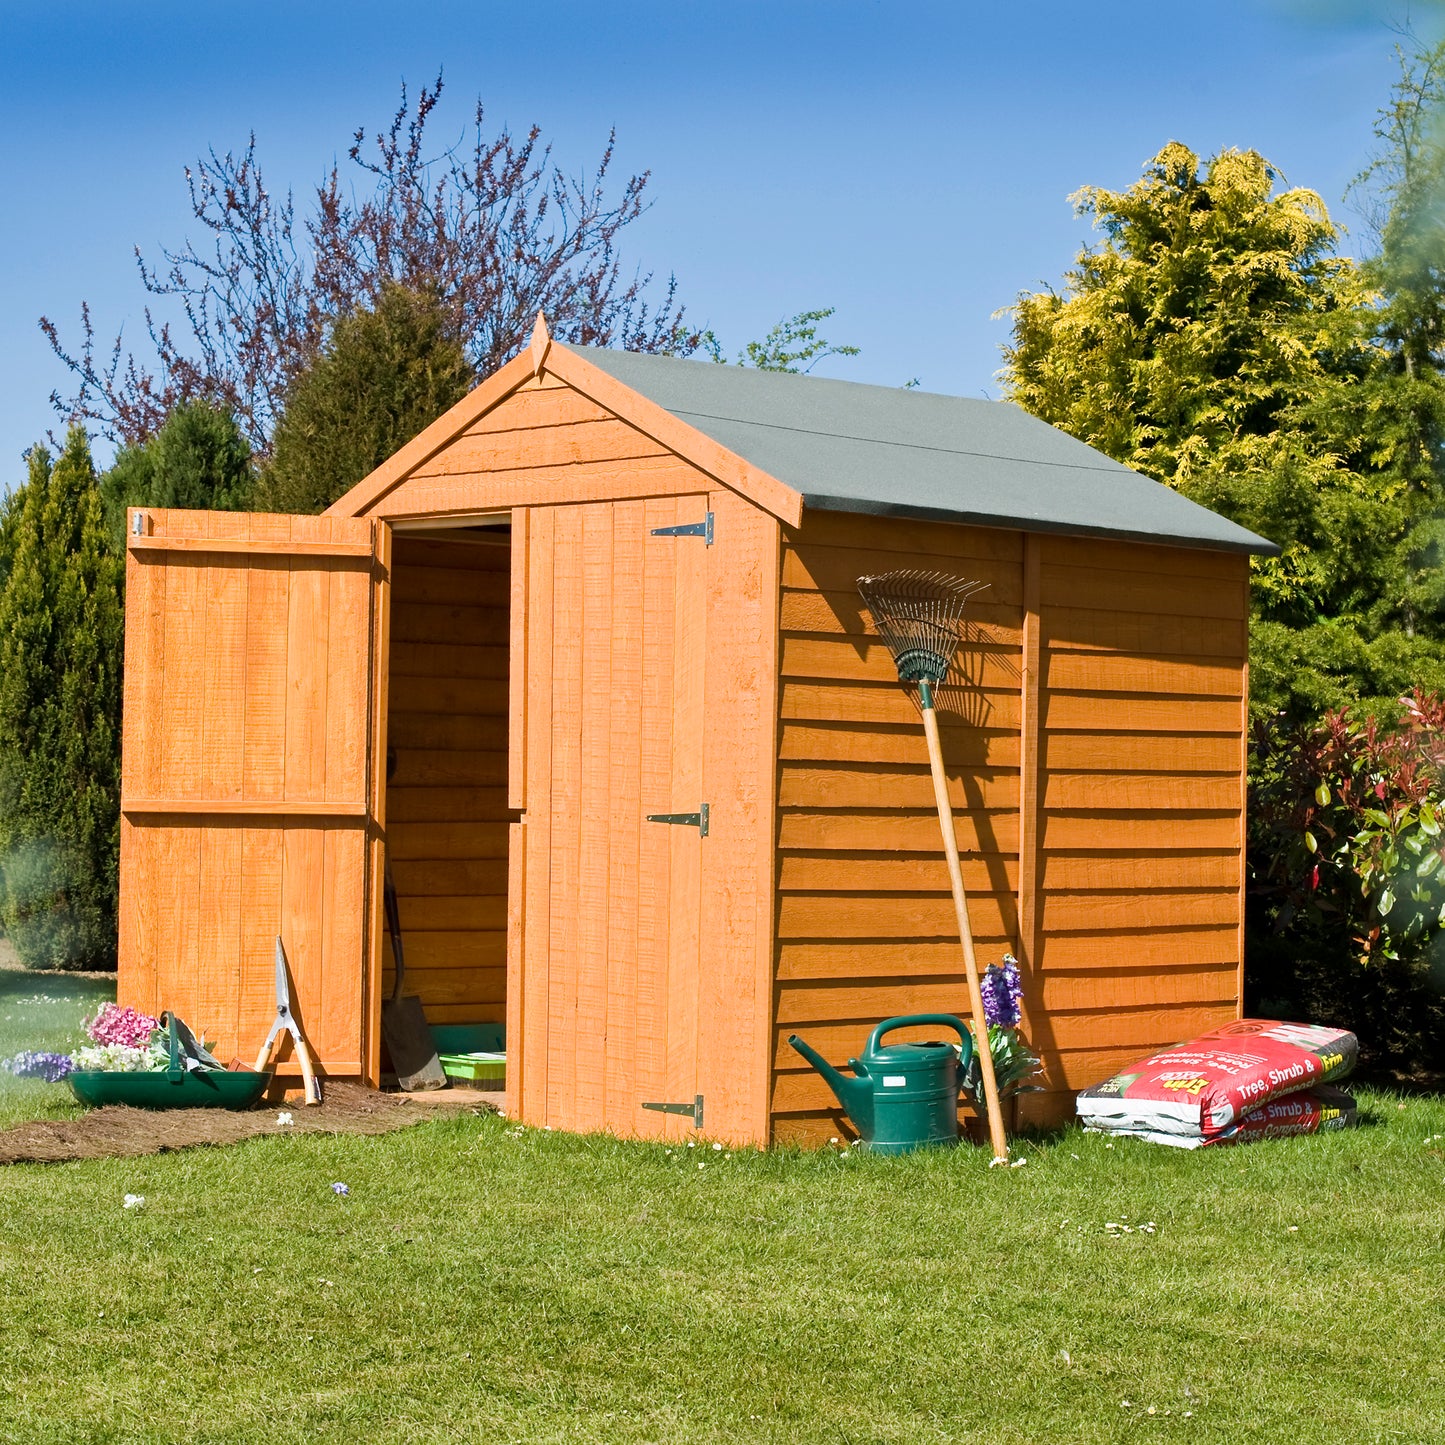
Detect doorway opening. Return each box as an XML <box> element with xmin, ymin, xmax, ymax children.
<box><xmin>381</xmin><ymin>519</ymin><xmax>514</xmax><ymax>1079</ymax></box>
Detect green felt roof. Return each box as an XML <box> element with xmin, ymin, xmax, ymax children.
<box><xmin>575</xmin><ymin>347</ymin><xmax>1278</xmax><ymax>555</ymax></box>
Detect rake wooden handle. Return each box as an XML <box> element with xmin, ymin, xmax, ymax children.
<box><xmin>921</xmin><ymin>700</ymin><xmax>1009</xmax><ymax>1160</ymax></box>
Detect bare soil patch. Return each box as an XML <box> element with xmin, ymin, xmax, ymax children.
<box><xmin>0</xmin><ymin>1081</ymin><xmax>496</xmax><ymax>1166</ymax></box>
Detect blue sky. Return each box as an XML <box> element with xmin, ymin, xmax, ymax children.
<box><xmin>0</xmin><ymin>0</ymin><xmax>1436</xmax><ymax>472</ymax></box>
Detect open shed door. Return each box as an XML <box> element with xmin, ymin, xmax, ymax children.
<box><xmin>118</xmin><ymin>510</ymin><xmax>390</xmax><ymax>1084</ymax></box>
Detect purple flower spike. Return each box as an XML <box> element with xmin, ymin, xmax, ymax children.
<box><xmin>981</xmin><ymin>958</ymin><xmax>1023</xmax><ymax>1028</ymax></box>
<box><xmin>3</xmin><ymin>1051</ymin><xmax>75</xmax><ymax>1082</ymax></box>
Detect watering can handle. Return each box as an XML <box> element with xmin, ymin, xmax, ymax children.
<box><xmin>866</xmin><ymin>1014</ymin><xmax>974</xmax><ymax>1069</ymax></box>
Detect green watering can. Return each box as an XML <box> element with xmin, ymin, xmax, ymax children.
<box><xmin>789</xmin><ymin>1014</ymin><xmax>975</xmax><ymax>1154</ymax></box>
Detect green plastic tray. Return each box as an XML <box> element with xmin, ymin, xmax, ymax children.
<box><xmin>68</xmin><ymin>1067</ymin><xmax>272</xmax><ymax>1110</ymax></box>
<box><xmin>438</xmin><ymin>1051</ymin><xmax>506</xmax><ymax>1083</ymax></box>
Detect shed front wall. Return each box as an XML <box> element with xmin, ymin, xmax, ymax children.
<box><xmin>342</xmin><ymin>370</ymin><xmax>783</xmax><ymax>1146</ymax></box>
<box><xmin>771</xmin><ymin>512</ymin><xmax>1248</xmax><ymax>1142</ymax></box>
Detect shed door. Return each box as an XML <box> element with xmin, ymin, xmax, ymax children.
<box><xmin>513</xmin><ymin>496</ymin><xmax>707</xmax><ymax>1138</ymax></box>
<box><xmin>118</xmin><ymin>510</ymin><xmax>389</xmax><ymax>1082</ymax></box>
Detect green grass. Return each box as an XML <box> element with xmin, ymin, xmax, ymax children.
<box><xmin>0</xmin><ymin>960</ymin><xmax>113</xmax><ymax>1128</ymax></box>
<box><xmin>1</xmin><ymin>969</ymin><xmax>1443</xmax><ymax>1443</ymax></box>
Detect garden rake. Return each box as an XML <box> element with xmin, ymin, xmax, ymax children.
<box><xmin>857</xmin><ymin>569</ymin><xmax>1009</xmax><ymax>1161</ymax></box>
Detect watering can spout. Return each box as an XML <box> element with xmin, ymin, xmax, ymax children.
<box><xmin>788</xmin><ymin>1033</ymin><xmax>874</xmax><ymax>1139</ymax></box>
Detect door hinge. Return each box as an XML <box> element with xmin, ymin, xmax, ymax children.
<box><xmin>645</xmin><ymin>803</ymin><xmax>709</xmax><ymax>836</ymax></box>
<box><xmin>650</xmin><ymin>511</ymin><xmax>713</xmax><ymax>546</ymax></box>
<box><xmin>642</xmin><ymin>1094</ymin><xmax>704</xmax><ymax>1129</ymax></box>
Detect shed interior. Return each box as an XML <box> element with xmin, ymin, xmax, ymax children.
<box><xmin>383</xmin><ymin>523</ymin><xmax>514</xmax><ymax>1047</ymax></box>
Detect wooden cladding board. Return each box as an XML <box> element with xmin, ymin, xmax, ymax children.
<box><xmin>117</xmin><ymin>511</ymin><xmax>380</xmax><ymax>1075</ymax></box>
<box><xmin>770</xmin><ymin>512</ymin><xmax>1249</xmax><ymax>1144</ymax></box>
<box><xmin>384</xmin><ymin>534</ymin><xmax>513</xmax><ymax>1027</ymax></box>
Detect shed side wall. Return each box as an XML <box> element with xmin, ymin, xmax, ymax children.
<box><xmin>385</xmin><ymin>534</ymin><xmax>513</xmax><ymax>1024</ymax></box>
<box><xmin>770</xmin><ymin>514</ymin><xmax>1249</xmax><ymax>1143</ymax></box>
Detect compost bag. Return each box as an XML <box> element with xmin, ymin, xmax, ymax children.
<box><xmin>1076</xmin><ymin>1019</ymin><xmax>1357</xmax><ymax>1144</ymax></box>
<box><xmin>1089</xmin><ymin>1083</ymin><xmax>1358</xmax><ymax>1149</ymax></box>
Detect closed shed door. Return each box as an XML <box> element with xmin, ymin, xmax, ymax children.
<box><xmin>118</xmin><ymin>511</ymin><xmax>388</xmax><ymax>1080</ymax></box>
<box><xmin>514</xmin><ymin>496</ymin><xmax>709</xmax><ymax>1138</ymax></box>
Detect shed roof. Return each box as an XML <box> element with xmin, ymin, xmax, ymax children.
<box><xmin>574</xmin><ymin>346</ymin><xmax>1278</xmax><ymax>556</ymax></box>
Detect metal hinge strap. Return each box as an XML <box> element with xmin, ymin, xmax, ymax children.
<box><xmin>642</xmin><ymin>1094</ymin><xmax>704</xmax><ymax>1128</ymax></box>
<box><xmin>649</xmin><ymin>512</ymin><xmax>713</xmax><ymax>545</ymax></box>
<box><xmin>645</xmin><ymin>803</ymin><xmax>709</xmax><ymax>837</ymax></box>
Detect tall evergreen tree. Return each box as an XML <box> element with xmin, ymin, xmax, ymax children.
<box><xmin>257</xmin><ymin>284</ymin><xmax>475</xmax><ymax>514</ymax></box>
<box><xmin>0</xmin><ymin>430</ymin><xmax>124</xmax><ymax>969</ymax></box>
<box><xmin>99</xmin><ymin>398</ymin><xmax>254</xmax><ymax>548</ymax></box>
<box><xmin>1002</xmin><ymin>142</ymin><xmax>1445</xmax><ymax>719</ymax></box>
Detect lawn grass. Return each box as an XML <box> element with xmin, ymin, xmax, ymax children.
<box><xmin>2</xmin><ymin>967</ymin><xmax>1442</xmax><ymax>1444</ymax></box>
<box><xmin>0</xmin><ymin>956</ymin><xmax>113</xmax><ymax>1129</ymax></box>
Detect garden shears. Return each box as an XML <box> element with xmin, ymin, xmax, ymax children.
<box><xmin>254</xmin><ymin>936</ymin><xmax>322</xmax><ymax>1106</ymax></box>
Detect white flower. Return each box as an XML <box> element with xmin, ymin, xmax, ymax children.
<box><xmin>276</xmin><ymin>1112</ymin><xmax>293</xmax><ymax>1127</ymax></box>
<box><xmin>712</xmin><ymin>1142</ymin><xmax>722</xmax><ymax>1151</ymax></box>
<box><xmin>123</xmin><ymin>1194</ymin><xmax>144</xmax><ymax>1209</ymax></box>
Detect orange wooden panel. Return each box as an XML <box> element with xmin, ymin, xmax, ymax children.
<box><xmin>391</xmin><ymin>563</ymin><xmax>511</xmax><ymax>607</ymax></box>
<box><xmin>1042</xmin><ymin>732</ymin><xmax>1240</xmax><ymax>773</ymax></box>
<box><xmin>546</xmin><ymin>506</ymin><xmax>584</xmax><ymax>1125</ymax></box>
<box><xmin>602</xmin><ymin>501</ymin><xmax>644</xmax><ymax>1132</ymax></box>
<box><xmin>696</xmin><ymin>488</ymin><xmax>781</xmax><ymax>1144</ymax></box>
<box><xmin>776</xmin><ymin>892</ymin><xmax>1016</xmax><ymax>941</ymax></box>
<box><xmin>462</xmin><ymin>384</ymin><xmax>612</xmax><ymax>435</ymax></box>
<box><xmin>1044</xmin><ymin>607</ymin><xmax>1247</xmax><ymax>659</ymax></box>
<box><xmin>1041</xmin><ymin>772</ymin><xmax>1240</xmax><ymax>811</ymax></box>
<box><xmin>776</xmin><ymin>852</ymin><xmax>1017</xmax><ymax>893</ymax></box>
<box><xmin>1035</xmin><ymin>925</ymin><xmax>1238</xmax><ymax>971</ymax></box>
<box><xmin>386</xmin><ymin>787</ymin><xmax>510</xmax><ymax>822</ymax></box>
<box><xmin>781</xmin><ymin>636</ymin><xmax>1021</xmax><ymax>690</ymax></box>
<box><xmin>785</xmin><ymin>510</ymin><xmax>1024</xmax><ymax>562</ymax></box>
<box><xmin>665</xmin><ymin>495</ymin><xmax>706</xmax><ymax>1141</ymax></box>
<box><xmin>573</xmin><ymin>502</ymin><xmax>614</xmax><ymax>1132</ymax></box>
<box><xmin>1040</xmin><ymin>811</ymin><xmax>1239</xmax><ymax>851</ymax></box>
<box><xmin>779</xmin><ymin>588</ymin><xmax>1022</xmax><ymax>641</ymax></box>
<box><xmin>1038</xmin><ymin>564</ymin><xmax>1246</xmax><ymax>619</ymax></box>
<box><xmin>777</xmin><ymin>938</ymin><xmax>1016</xmax><ymax>982</ymax></box>
<box><xmin>1039</xmin><ymin>851</ymin><xmax>1240</xmax><ymax>891</ymax></box>
<box><xmin>389</xmin><ymin>641</ymin><xmax>510</xmax><ymax>681</ymax></box>
<box><xmin>520</xmin><ymin>506</ymin><xmax>556</xmax><ymax>1121</ymax></box>
<box><xmin>365</xmin><ymin>454</ymin><xmax>728</xmax><ymax>521</ymax></box>
<box><xmin>416</xmin><ymin>417</ymin><xmax>668</xmax><ymax>476</ymax></box>
<box><xmin>778</xmin><ymin>764</ymin><xmax>1019</xmax><ymax>811</ymax></box>
<box><xmin>385</xmin><ymin>752</ymin><xmax>507</xmax><ymax>787</ymax></box>
<box><xmin>1034</xmin><ymin>964</ymin><xmax>1240</xmax><ymax>1011</ymax></box>
<box><xmin>782</xmin><ymin>544</ymin><xmax>1025</xmax><ymax>604</ymax></box>
<box><xmin>782</xmin><ymin>680</ymin><xmax>1022</xmax><ymax>731</ymax></box>
<box><xmin>1039</xmin><ymin>889</ymin><xmax>1239</xmax><ymax>931</ymax></box>
<box><xmin>633</xmin><ymin>496</ymin><xmax>678</xmax><ymax>1137</ymax></box>
<box><xmin>780</xmin><ymin>721</ymin><xmax>1018</xmax><ymax>769</ymax></box>
<box><xmin>508</xmin><ymin>508</ymin><xmax>530</xmax><ymax>812</ymax></box>
<box><xmin>1043</xmin><ymin>692</ymin><xmax>1242</xmax><ymax>732</ymax></box>
<box><xmin>777</xmin><ymin>809</ymin><xmax>1020</xmax><ymax>855</ymax></box>
<box><xmin>1039</xmin><ymin>533</ymin><xmax>1248</xmax><ymax>582</ymax></box>
<box><xmin>1045</xmin><ymin>651</ymin><xmax>1242</xmax><ymax>698</ymax></box>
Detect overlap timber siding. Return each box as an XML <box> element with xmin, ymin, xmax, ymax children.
<box><xmin>770</xmin><ymin>513</ymin><xmax>1248</xmax><ymax>1142</ymax></box>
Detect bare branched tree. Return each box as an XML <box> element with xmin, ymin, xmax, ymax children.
<box><xmin>41</xmin><ymin>74</ymin><xmax>698</xmax><ymax>452</ymax></box>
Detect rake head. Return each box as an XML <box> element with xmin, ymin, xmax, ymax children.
<box><xmin>857</xmin><ymin>570</ymin><xmax>989</xmax><ymax>688</ymax></box>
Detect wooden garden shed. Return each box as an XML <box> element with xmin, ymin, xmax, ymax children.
<box><xmin>117</xmin><ymin>316</ymin><xmax>1276</xmax><ymax>1145</ymax></box>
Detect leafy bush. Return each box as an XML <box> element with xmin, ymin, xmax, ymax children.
<box><xmin>1248</xmin><ymin>689</ymin><xmax>1445</xmax><ymax>1079</ymax></box>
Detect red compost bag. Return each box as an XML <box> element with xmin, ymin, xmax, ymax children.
<box><xmin>1090</xmin><ymin>1085</ymin><xmax>1358</xmax><ymax>1149</ymax></box>
<box><xmin>1075</xmin><ymin>1019</ymin><xmax>1358</xmax><ymax>1142</ymax></box>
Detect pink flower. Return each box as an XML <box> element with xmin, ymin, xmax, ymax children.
<box><xmin>86</xmin><ymin>1004</ymin><xmax>160</xmax><ymax>1050</ymax></box>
